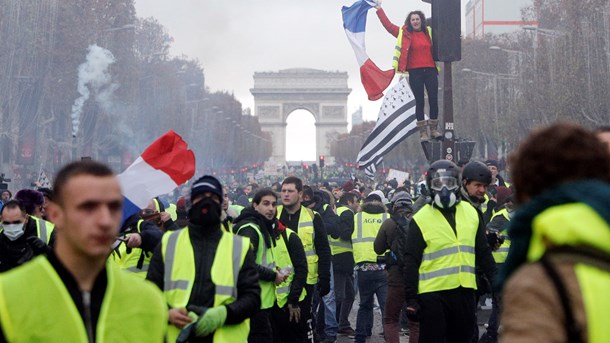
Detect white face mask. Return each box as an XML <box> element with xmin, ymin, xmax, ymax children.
<box><xmin>2</xmin><ymin>223</ymin><xmax>25</xmax><ymax>241</ymax></box>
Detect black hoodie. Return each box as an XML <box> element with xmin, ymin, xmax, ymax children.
<box><xmin>233</xmin><ymin>207</ymin><xmax>277</xmax><ymax>282</ymax></box>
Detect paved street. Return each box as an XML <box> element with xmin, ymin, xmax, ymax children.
<box><xmin>333</xmin><ymin>297</ymin><xmax>492</xmax><ymax>342</ymax></box>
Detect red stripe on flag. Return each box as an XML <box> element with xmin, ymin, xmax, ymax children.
<box><xmin>140</xmin><ymin>130</ymin><xmax>196</xmax><ymax>185</ymax></box>
<box><xmin>360</xmin><ymin>59</ymin><xmax>395</xmax><ymax>101</ymax></box>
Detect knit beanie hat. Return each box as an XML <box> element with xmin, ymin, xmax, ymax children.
<box><xmin>391</xmin><ymin>191</ymin><xmax>412</xmax><ymax>208</ymax></box>
<box><xmin>190</xmin><ymin>175</ymin><xmax>223</xmax><ymax>201</ymax></box>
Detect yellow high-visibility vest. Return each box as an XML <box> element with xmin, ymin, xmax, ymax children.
<box><xmin>236</xmin><ymin>222</ymin><xmax>276</xmax><ymax>309</ymax></box>
<box><xmin>0</xmin><ymin>256</ymin><xmax>167</xmax><ymax>343</ymax></box>
<box><xmin>329</xmin><ymin>206</ymin><xmax>353</xmax><ymax>255</ymax></box>
<box><xmin>274</xmin><ymin>228</ymin><xmax>307</xmax><ymax>308</ymax></box>
<box><xmin>490</xmin><ymin>208</ymin><xmax>511</xmax><ymax>263</ymax></box>
<box><xmin>109</xmin><ymin>219</ymin><xmax>151</xmax><ymax>278</ymax></box>
<box><xmin>413</xmin><ymin>203</ymin><xmax>478</xmax><ymax>294</ymax></box>
<box><xmin>161</xmin><ymin>229</ymin><xmax>250</xmax><ymax>342</ymax></box>
<box><xmin>393</xmin><ymin>26</ymin><xmax>437</xmax><ymax>73</ymax></box>
<box><xmin>276</xmin><ymin>205</ymin><xmax>319</xmax><ymax>284</ymax></box>
<box><xmin>31</xmin><ymin>215</ymin><xmax>54</xmax><ymax>244</ymax></box>
<box><xmin>352</xmin><ymin>211</ymin><xmax>388</xmax><ymax>264</ymax></box>
<box><xmin>528</xmin><ymin>202</ymin><xmax>610</xmax><ymax>342</ymax></box>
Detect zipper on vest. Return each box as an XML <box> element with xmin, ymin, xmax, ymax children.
<box><xmin>82</xmin><ymin>291</ymin><xmax>94</xmax><ymax>343</ymax></box>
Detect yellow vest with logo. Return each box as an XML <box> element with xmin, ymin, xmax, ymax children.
<box><xmin>274</xmin><ymin>228</ymin><xmax>307</xmax><ymax>308</ymax></box>
<box><xmin>0</xmin><ymin>256</ymin><xmax>167</xmax><ymax>343</ymax></box>
<box><xmin>413</xmin><ymin>203</ymin><xmax>478</xmax><ymax>294</ymax></box>
<box><xmin>161</xmin><ymin>229</ymin><xmax>250</xmax><ymax>343</ymax></box>
<box><xmin>352</xmin><ymin>211</ymin><xmax>388</xmax><ymax>264</ymax></box>
<box><xmin>31</xmin><ymin>215</ymin><xmax>54</xmax><ymax>244</ymax></box>
<box><xmin>276</xmin><ymin>205</ymin><xmax>319</xmax><ymax>284</ymax></box>
<box><xmin>490</xmin><ymin>208</ymin><xmax>511</xmax><ymax>263</ymax></box>
<box><xmin>109</xmin><ymin>219</ymin><xmax>151</xmax><ymax>278</ymax></box>
<box><xmin>236</xmin><ymin>222</ymin><xmax>276</xmax><ymax>309</ymax></box>
<box><xmin>329</xmin><ymin>206</ymin><xmax>353</xmax><ymax>255</ymax></box>
<box><xmin>527</xmin><ymin>202</ymin><xmax>610</xmax><ymax>343</ymax></box>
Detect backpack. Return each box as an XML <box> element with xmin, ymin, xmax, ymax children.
<box><xmin>389</xmin><ymin>216</ymin><xmax>410</xmax><ymax>266</ymax></box>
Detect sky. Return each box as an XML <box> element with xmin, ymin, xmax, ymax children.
<box><xmin>134</xmin><ymin>1</ymin><xmax>468</xmax><ymax>160</ymax></box>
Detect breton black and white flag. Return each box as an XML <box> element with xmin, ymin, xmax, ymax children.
<box><xmin>356</xmin><ymin>77</ymin><xmax>418</xmax><ymax>169</ymax></box>
<box><xmin>364</xmin><ymin>156</ymin><xmax>383</xmax><ymax>180</ymax></box>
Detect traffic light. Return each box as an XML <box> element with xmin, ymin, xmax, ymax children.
<box><xmin>319</xmin><ymin>155</ymin><xmax>325</xmax><ymax>168</ymax></box>
<box><xmin>431</xmin><ymin>0</ymin><xmax>461</xmax><ymax>62</ymax></box>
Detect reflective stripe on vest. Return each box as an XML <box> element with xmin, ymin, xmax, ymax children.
<box><xmin>0</xmin><ymin>256</ymin><xmax>167</xmax><ymax>343</ymax></box>
<box><xmin>277</xmin><ymin>205</ymin><xmax>319</xmax><ymax>284</ymax></box>
<box><xmin>352</xmin><ymin>211</ymin><xmax>388</xmax><ymax>264</ymax></box>
<box><xmin>528</xmin><ymin>202</ymin><xmax>610</xmax><ymax>342</ymax></box>
<box><xmin>329</xmin><ymin>206</ymin><xmax>354</xmax><ymax>255</ymax></box>
<box><xmin>162</xmin><ymin>229</ymin><xmax>250</xmax><ymax>342</ymax></box>
<box><xmin>414</xmin><ymin>203</ymin><xmax>478</xmax><ymax>294</ymax></box>
<box><xmin>274</xmin><ymin>228</ymin><xmax>307</xmax><ymax>308</ymax></box>
<box><xmin>490</xmin><ymin>208</ymin><xmax>512</xmax><ymax>263</ymax></box>
<box><xmin>32</xmin><ymin>216</ymin><xmax>54</xmax><ymax>244</ymax></box>
<box><xmin>237</xmin><ymin>222</ymin><xmax>276</xmax><ymax>309</ymax></box>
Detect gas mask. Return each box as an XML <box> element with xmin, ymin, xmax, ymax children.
<box><xmin>189</xmin><ymin>197</ymin><xmax>222</xmax><ymax>227</ymax></box>
<box><xmin>2</xmin><ymin>223</ymin><xmax>25</xmax><ymax>241</ymax></box>
<box><xmin>430</xmin><ymin>176</ymin><xmax>460</xmax><ymax>209</ymax></box>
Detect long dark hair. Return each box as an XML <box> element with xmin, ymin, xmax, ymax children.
<box><xmin>405</xmin><ymin>10</ymin><xmax>428</xmax><ymax>33</ymax></box>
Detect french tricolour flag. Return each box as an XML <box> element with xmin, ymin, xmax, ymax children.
<box><xmin>118</xmin><ymin>130</ymin><xmax>195</xmax><ymax>222</ymax></box>
<box><xmin>342</xmin><ymin>0</ymin><xmax>395</xmax><ymax>101</ymax></box>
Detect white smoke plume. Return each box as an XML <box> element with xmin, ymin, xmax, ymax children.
<box><xmin>70</xmin><ymin>45</ymin><xmax>117</xmax><ymax>138</ymax></box>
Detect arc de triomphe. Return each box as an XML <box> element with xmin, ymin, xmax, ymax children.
<box><xmin>250</xmin><ymin>68</ymin><xmax>351</xmax><ymax>162</ymax></box>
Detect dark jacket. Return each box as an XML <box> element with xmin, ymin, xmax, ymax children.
<box><xmin>147</xmin><ymin>223</ymin><xmax>260</xmax><ymax>343</ymax></box>
<box><xmin>120</xmin><ymin>214</ymin><xmax>163</xmax><ymax>253</ymax></box>
<box><xmin>374</xmin><ymin>215</ymin><xmax>409</xmax><ymax>287</ymax></box>
<box><xmin>403</xmin><ymin>203</ymin><xmax>497</xmax><ymax>302</ymax></box>
<box><xmin>279</xmin><ymin>206</ymin><xmax>331</xmax><ymax>285</ymax></box>
<box><xmin>332</xmin><ymin>205</ymin><xmax>356</xmax><ymax>274</ymax></box>
<box><xmin>233</xmin><ymin>207</ymin><xmax>277</xmax><ymax>283</ymax></box>
<box><xmin>0</xmin><ymin>233</ymin><xmax>35</xmax><ymax>273</ymax></box>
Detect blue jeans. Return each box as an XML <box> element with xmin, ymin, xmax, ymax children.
<box><xmin>323</xmin><ymin>266</ymin><xmax>338</xmax><ymax>338</ymax></box>
<box><xmin>355</xmin><ymin>269</ymin><xmax>388</xmax><ymax>343</ymax></box>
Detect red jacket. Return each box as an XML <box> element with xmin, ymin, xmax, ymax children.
<box><xmin>376</xmin><ymin>8</ymin><xmax>433</xmax><ymax>73</ymax></box>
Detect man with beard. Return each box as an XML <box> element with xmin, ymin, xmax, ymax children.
<box><xmin>234</xmin><ymin>188</ymin><xmax>288</xmax><ymax>342</ymax></box>
<box><xmin>147</xmin><ymin>175</ymin><xmax>260</xmax><ymax>343</ymax></box>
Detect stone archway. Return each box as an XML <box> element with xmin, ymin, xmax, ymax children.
<box><xmin>250</xmin><ymin>68</ymin><xmax>351</xmax><ymax>162</ymax></box>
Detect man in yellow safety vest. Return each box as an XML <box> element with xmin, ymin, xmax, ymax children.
<box><xmin>403</xmin><ymin>160</ymin><xmax>496</xmax><ymax>342</ymax></box>
<box><xmin>146</xmin><ymin>175</ymin><xmax>260</xmax><ymax>342</ymax></box>
<box><xmin>0</xmin><ymin>160</ymin><xmax>168</xmax><ymax>342</ymax></box>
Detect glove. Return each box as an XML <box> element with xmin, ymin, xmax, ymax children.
<box><xmin>26</xmin><ymin>236</ymin><xmax>49</xmax><ymax>255</ymax></box>
<box><xmin>194</xmin><ymin>306</ymin><xmax>227</xmax><ymax>337</ymax></box>
<box><xmin>287</xmin><ymin>303</ymin><xmax>301</xmax><ymax>323</ymax></box>
<box><xmin>318</xmin><ymin>278</ymin><xmax>331</xmax><ymax>297</ymax></box>
<box><xmin>405</xmin><ymin>299</ymin><xmax>421</xmax><ymax>322</ymax></box>
<box><xmin>176</xmin><ymin>306</ymin><xmax>207</xmax><ymax>343</ymax></box>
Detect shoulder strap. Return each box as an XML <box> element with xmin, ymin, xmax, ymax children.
<box><xmin>539</xmin><ymin>254</ymin><xmax>583</xmax><ymax>343</ymax></box>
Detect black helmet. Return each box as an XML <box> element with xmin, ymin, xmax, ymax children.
<box><xmin>462</xmin><ymin>161</ymin><xmax>492</xmax><ymax>185</ymax></box>
<box><xmin>426</xmin><ymin>160</ymin><xmax>461</xmax><ymax>208</ymax></box>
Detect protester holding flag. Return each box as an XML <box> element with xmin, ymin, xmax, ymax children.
<box><xmin>375</xmin><ymin>3</ymin><xmax>441</xmax><ymax>141</ymax></box>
